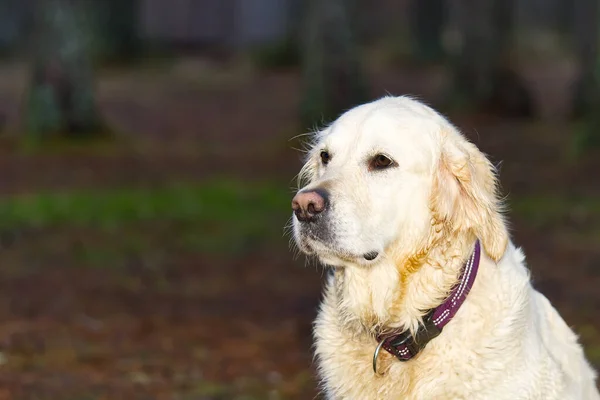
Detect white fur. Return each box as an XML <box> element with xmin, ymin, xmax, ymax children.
<box><xmin>291</xmin><ymin>96</ymin><xmax>599</xmax><ymax>399</ymax></box>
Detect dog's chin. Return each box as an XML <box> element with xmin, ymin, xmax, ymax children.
<box><xmin>295</xmin><ymin>235</ymin><xmax>381</xmax><ymax>267</ymax></box>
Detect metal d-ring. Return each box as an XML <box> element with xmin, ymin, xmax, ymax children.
<box><xmin>372</xmin><ymin>339</ymin><xmax>386</xmax><ymax>375</ymax></box>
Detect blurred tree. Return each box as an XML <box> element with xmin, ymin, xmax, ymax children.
<box><xmin>0</xmin><ymin>0</ymin><xmax>23</xmax><ymax>56</ymax></box>
<box><xmin>571</xmin><ymin>0</ymin><xmax>600</xmax><ymax>151</ymax></box>
<box><xmin>300</xmin><ymin>0</ymin><xmax>368</xmax><ymax>129</ymax></box>
<box><xmin>25</xmin><ymin>0</ymin><xmax>104</xmax><ymax>138</ymax></box>
<box><xmin>451</xmin><ymin>0</ymin><xmax>531</xmax><ymax>116</ymax></box>
<box><xmin>250</xmin><ymin>0</ymin><xmax>305</xmax><ymax>70</ymax></box>
<box><xmin>409</xmin><ymin>0</ymin><xmax>447</xmax><ymax>64</ymax></box>
<box><xmin>558</xmin><ymin>0</ymin><xmax>575</xmax><ymax>35</ymax></box>
<box><xmin>97</xmin><ymin>0</ymin><xmax>141</xmax><ymax>63</ymax></box>
<box><xmin>572</xmin><ymin>0</ymin><xmax>600</xmax><ymax>115</ymax></box>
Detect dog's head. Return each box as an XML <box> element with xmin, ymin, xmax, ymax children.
<box><xmin>291</xmin><ymin>96</ymin><xmax>508</xmax><ymax>267</ymax></box>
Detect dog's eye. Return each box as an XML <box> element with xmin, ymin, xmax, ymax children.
<box><xmin>320</xmin><ymin>151</ymin><xmax>331</xmax><ymax>165</ymax></box>
<box><xmin>370</xmin><ymin>154</ymin><xmax>394</xmax><ymax>170</ymax></box>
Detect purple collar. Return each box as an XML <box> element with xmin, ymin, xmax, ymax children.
<box><xmin>373</xmin><ymin>240</ymin><xmax>481</xmax><ymax>373</ymax></box>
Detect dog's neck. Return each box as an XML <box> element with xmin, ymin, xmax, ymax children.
<box><xmin>332</xmin><ymin>233</ymin><xmax>477</xmax><ymax>337</ymax></box>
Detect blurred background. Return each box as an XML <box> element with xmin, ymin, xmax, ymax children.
<box><xmin>0</xmin><ymin>0</ymin><xmax>598</xmax><ymax>398</ymax></box>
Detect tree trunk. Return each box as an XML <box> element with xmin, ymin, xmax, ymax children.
<box><xmin>0</xmin><ymin>0</ymin><xmax>23</xmax><ymax>55</ymax></box>
<box><xmin>557</xmin><ymin>0</ymin><xmax>575</xmax><ymax>35</ymax></box>
<box><xmin>300</xmin><ymin>0</ymin><xmax>368</xmax><ymax>129</ymax></box>
<box><xmin>572</xmin><ymin>0</ymin><xmax>600</xmax><ymax>116</ymax></box>
<box><xmin>451</xmin><ymin>0</ymin><xmax>530</xmax><ymax>115</ymax></box>
<box><xmin>454</xmin><ymin>0</ymin><xmax>510</xmax><ymax>102</ymax></box>
<box><xmin>571</xmin><ymin>0</ymin><xmax>600</xmax><ymax>152</ymax></box>
<box><xmin>409</xmin><ymin>0</ymin><xmax>446</xmax><ymax>64</ymax></box>
<box><xmin>25</xmin><ymin>0</ymin><xmax>104</xmax><ymax>138</ymax></box>
<box><xmin>97</xmin><ymin>0</ymin><xmax>140</xmax><ymax>63</ymax></box>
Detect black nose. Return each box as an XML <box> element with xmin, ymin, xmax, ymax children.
<box><xmin>291</xmin><ymin>189</ymin><xmax>329</xmax><ymax>222</ymax></box>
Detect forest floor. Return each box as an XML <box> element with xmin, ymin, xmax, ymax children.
<box><xmin>0</xmin><ymin>58</ymin><xmax>598</xmax><ymax>399</ymax></box>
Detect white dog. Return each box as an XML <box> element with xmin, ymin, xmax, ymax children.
<box><xmin>291</xmin><ymin>96</ymin><xmax>599</xmax><ymax>399</ymax></box>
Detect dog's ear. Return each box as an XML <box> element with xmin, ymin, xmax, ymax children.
<box><xmin>432</xmin><ymin>129</ymin><xmax>508</xmax><ymax>262</ymax></box>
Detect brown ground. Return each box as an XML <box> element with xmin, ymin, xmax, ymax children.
<box><xmin>0</xmin><ymin>59</ymin><xmax>598</xmax><ymax>399</ymax></box>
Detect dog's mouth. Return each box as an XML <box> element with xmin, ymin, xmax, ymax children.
<box><xmin>293</xmin><ymin>219</ymin><xmax>382</xmax><ymax>264</ymax></box>
<box><xmin>296</xmin><ymin>235</ymin><xmax>381</xmax><ymax>265</ymax></box>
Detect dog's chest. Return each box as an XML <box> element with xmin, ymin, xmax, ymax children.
<box><xmin>314</xmin><ymin>298</ymin><xmax>477</xmax><ymax>400</ymax></box>
<box><xmin>314</xmin><ymin>298</ymin><xmax>572</xmax><ymax>400</ymax></box>
<box><xmin>314</xmin><ymin>326</ymin><xmax>469</xmax><ymax>399</ymax></box>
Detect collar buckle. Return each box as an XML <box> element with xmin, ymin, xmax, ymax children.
<box><xmin>388</xmin><ymin>311</ymin><xmax>442</xmax><ymax>360</ymax></box>
<box><xmin>373</xmin><ymin>312</ymin><xmax>443</xmax><ymax>374</ymax></box>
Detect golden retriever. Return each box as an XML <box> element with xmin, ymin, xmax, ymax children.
<box><xmin>290</xmin><ymin>96</ymin><xmax>599</xmax><ymax>399</ymax></box>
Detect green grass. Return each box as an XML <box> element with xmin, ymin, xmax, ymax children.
<box><xmin>510</xmin><ymin>195</ymin><xmax>600</xmax><ymax>225</ymax></box>
<box><xmin>0</xmin><ymin>178</ymin><xmax>292</xmax><ymax>229</ymax></box>
<box><xmin>0</xmin><ymin>178</ymin><xmax>295</xmax><ymax>262</ymax></box>
<box><xmin>508</xmin><ymin>195</ymin><xmax>600</xmax><ymax>250</ymax></box>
